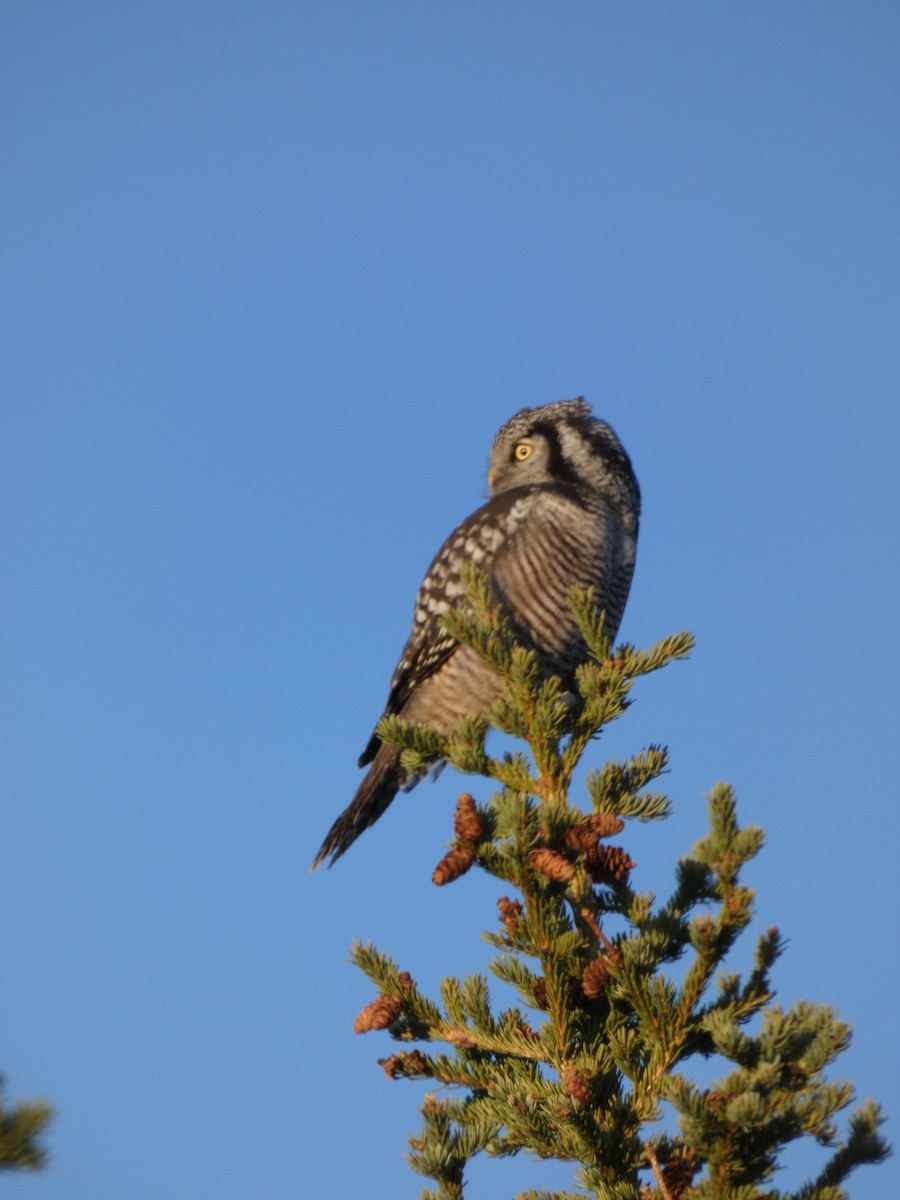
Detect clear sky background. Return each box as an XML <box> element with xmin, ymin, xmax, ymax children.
<box><xmin>2</xmin><ymin>4</ymin><xmax>898</xmax><ymax>1198</ymax></box>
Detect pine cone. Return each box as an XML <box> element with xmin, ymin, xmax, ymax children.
<box><xmin>353</xmin><ymin>993</ymin><xmax>404</xmax><ymax>1033</ymax></box>
<box><xmin>432</xmin><ymin>844</ymin><xmax>476</xmax><ymax>886</ymax></box>
<box><xmin>588</xmin><ymin>812</ymin><xmax>625</xmax><ymax>837</ymax></box>
<box><xmin>582</xmin><ymin>956</ymin><xmax>612</xmax><ymax>999</ymax></box>
<box><xmin>379</xmin><ymin>1053</ymin><xmax>402</xmax><ymax>1079</ymax></box>
<box><xmin>566</xmin><ymin>813</ymin><xmax>627</xmax><ymax>855</ymax></box>
<box><xmin>405</xmin><ymin>1049</ymin><xmax>428</xmax><ymax>1073</ymax></box>
<box><xmin>561</xmin><ymin>1062</ymin><xmax>591</xmax><ymax>1106</ymax></box>
<box><xmin>530</xmin><ymin>848</ymin><xmax>575</xmax><ymax>883</ymax></box>
<box><xmin>564</xmin><ymin>821</ymin><xmax>598</xmax><ymax>853</ymax></box>
<box><xmin>453</xmin><ymin>793</ymin><xmax>483</xmax><ymax>843</ymax></box>
<box><xmin>497</xmin><ymin>896</ymin><xmax>523</xmax><ymax>931</ymax></box>
<box><xmin>585</xmin><ymin>844</ymin><xmax>635</xmax><ymax>884</ymax></box>
<box><xmin>380</xmin><ymin>1049</ymin><xmax>428</xmax><ymax>1079</ymax></box>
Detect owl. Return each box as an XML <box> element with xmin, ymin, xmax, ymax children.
<box><xmin>312</xmin><ymin>397</ymin><xmax>640</xmax><ymax>868</ymax></box>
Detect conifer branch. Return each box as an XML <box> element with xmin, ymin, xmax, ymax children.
<box><xmin>0</xmin><ymin>1082</ymin><xmax>52</xmax><ymax>1172</ymax></box>
<box><xmin>346</xmin><ymin>574</ymin><xmax>890</xmax><ymax>1197</ymax></box>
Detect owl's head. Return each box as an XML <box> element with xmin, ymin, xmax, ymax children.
<box><xmin>487</xmin><ymin>397</ymin><xmax>640</xmax><ymax>516</ymax></box>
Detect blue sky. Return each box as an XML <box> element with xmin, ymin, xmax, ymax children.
<box><xmin>2</xmin><ymin>3</ymin><xmax>898</xmax><ymax>1197</ymax></box>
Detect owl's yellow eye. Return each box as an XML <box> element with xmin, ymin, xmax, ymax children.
<box><xmin>514</xmin><ymin>442</ymin><xmax>533</xmax><ymax>462</ymax></box>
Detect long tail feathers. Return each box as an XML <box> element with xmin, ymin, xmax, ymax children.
<box><xmin>311</xmin><ymin>743</ymin><xmax>404</xmax><ymax>869</ymax></box>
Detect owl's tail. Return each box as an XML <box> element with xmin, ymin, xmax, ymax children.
<box><xmin>311</xmin><ymin>743</ymin><xmax>404</xmax><ymax>869</ymax></box>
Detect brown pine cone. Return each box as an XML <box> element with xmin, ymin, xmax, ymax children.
<box><xmin>353</xmin><ymin>993</ymin><xmax>404</xmax><ymax>1033</ymax></box>
<box><xmin>432</xmin><ymin>844</ymin><xmax>476</xmax><ymax>886</ymax></box>
<box><xmin>530</xmin><ymin>848</ymin><xmax>575</xmax><ymax>882</ymax></box>
<box><xmin>453</xmin><ymin>793</ymin><xmax>484</xmax><ymax>843</ymax></box>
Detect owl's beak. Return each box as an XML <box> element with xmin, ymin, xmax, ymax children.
<box><xmin>487</xmin><ymin>466</ymin><xmax>498</xmax><ymax>491</ymax></box>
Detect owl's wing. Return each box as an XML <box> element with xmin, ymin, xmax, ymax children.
<box><xmin>357</xmin><ymin>622</ymin><xmax>457</xmax><ymax>766</ymax></box>
<box><xmin>357</xmin><ymin>489</ymin><xmax>540</xmax><ymax>767</ymax></box>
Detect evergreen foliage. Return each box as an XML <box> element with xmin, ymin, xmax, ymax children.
<box><xmin>0</xmin><ymin>1078</ymin><xmax>51</xmax><ymax>1171</ymax></box>
<box><xmin>350</xmin><ymin>569</ymin><xmax>889</xmax><ymax>1199</ymax></box>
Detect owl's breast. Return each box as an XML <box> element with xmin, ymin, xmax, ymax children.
<box><xmin>489</xmin><ymin>488</ymin><xmax>633</xmax><ymax>666</ymax></box>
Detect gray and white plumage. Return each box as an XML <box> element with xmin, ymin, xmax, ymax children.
<box><xmin>312</xmin><ymin>397</ymin><xmax>640</xmax><ymax>868</ymax></box>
